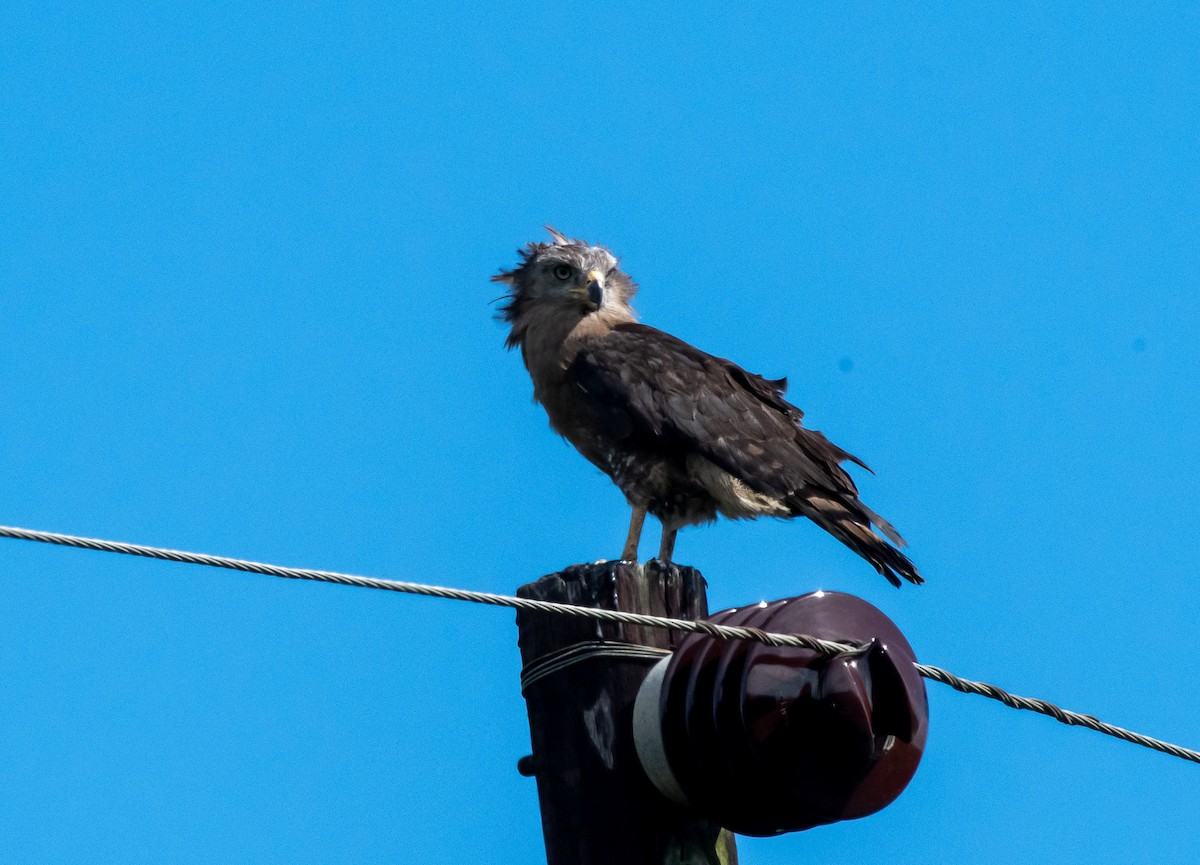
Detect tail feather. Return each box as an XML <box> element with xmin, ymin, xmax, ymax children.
<box><xmin>790</xmin><ymin>492</ymin><xmax>923</xmax><ymax>587</ymax></box>
<box><xmin>857</xmin><ymin>501</ymin><xmax>907</xmax><ymax>548</ymax></box>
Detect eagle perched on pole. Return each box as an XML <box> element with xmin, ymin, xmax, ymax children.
<box><xmin>495</xmin><ymin>228</ymin><xmax>922</xmax><ymax>587</ymax></box>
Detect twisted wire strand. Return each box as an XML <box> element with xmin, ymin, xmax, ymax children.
<box><xmin>914</xmin><ymin>663</ymin><xmax>1199</xmax><ymax>763</ymax></box>
<box><xmin>1</xmin><ymin>524</ymin><xmax>1197</xmax><ymax>766</ymax></box>
<box><xmin>0</xmin><ymin>526</ymin><xmax>855</xmax><ymax>654</ymax></box>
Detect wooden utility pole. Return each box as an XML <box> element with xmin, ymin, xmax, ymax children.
<box><xmin>516</xmin><ymin>560</ymin><xmax>737</xmax><ymax>865</ymax></box>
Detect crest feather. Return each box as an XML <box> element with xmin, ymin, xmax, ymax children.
<box><xmin>492</xmin><ymin>225</ymin><xmax>587</xmax><ymax>286</ymax></box>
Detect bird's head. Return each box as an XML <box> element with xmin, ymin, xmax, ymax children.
<box><xmin>493</xmin><ymin>226</ymin><xmax>637</xmax><ymax>350</ymax></box>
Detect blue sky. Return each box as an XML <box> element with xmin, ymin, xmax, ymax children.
<box><xmin>2</xmin><ymin>3</ymin><xmax>1198</xmax><ymax>862</ymax></box>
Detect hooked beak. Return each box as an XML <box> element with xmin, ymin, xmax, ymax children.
<box><xmin>582</xmin><ymin>270</ymin><xmax>604</xmax><ymax>311</ymax></box>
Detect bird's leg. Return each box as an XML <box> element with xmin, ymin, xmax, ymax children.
<box><xmin>621</xmin><ymin>506</ymin><xmax>646</xmax><ymax>562</ymax></box>
<box><xmin>658</xmin><ymin>527</ymin><xmax>677</xmax><ymax>563</ymax></box>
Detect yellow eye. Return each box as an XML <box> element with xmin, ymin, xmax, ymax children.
<box><xmin>552</xmin><ymin>264</ymin><xmax>573</xmax><ymax>280</ymax></box>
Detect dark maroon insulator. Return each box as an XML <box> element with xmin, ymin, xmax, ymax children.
<box><xmin>633</xmin><ymin>591</ymin><xmax>928</xmax><ymax>836</ymax></box>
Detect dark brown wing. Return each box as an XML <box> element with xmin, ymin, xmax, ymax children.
<box><xmin>569</xmin><ymin>323</ymin><xmax>862</xmax><ymax>500</ymax></box>
<box><xmin>569</xmin><ymin>323</ymin><xmax>922</xmax><ymax>586</ymax></box>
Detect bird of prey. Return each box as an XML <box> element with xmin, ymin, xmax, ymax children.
<box><xmin>495</xmin><ymin>227</ymin><xmax>922</xmax><ymax>587</ymax></box>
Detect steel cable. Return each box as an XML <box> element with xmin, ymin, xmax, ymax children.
<box><xmin>1</xmin><ymin>524</ymin><xmax>1197</xmax><ymax>766</ymax></box>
